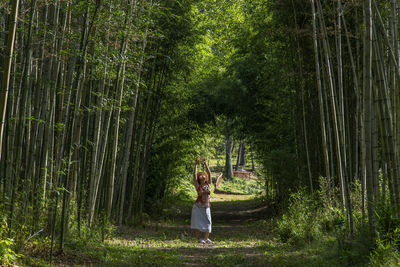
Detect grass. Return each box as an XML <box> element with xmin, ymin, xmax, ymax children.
<box><xmin>170</xmin><ymin>168</ymin><xmax>263</xmax><ymax>204</ymax></box>
<box><xmin>216</xmin><ymin>176</ymin><xmax>263</xmax><ymax>196</ymax></box>
<box><xmin>19</xmin><ymin>190</ymin><xmax>352</xmax><ymax>267</ymax></box>
<box><xmin>17</xmin><ymin>176</ymin><xmax>364</xmax><ymax>266</ymax></box>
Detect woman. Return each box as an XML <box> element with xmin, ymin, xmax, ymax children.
<box><xmin>191</xmin><ymin>157</ymin><xmax>213</xmax><ymax>244</ymax></box>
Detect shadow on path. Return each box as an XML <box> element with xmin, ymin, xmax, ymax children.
<box><xmin>54</xmin><ymin>196</ymin><xmax>277</xmax><ymax>267</ymax></box>
<box><xmin>213</xmin><ymin>188</ymin><xmax>248</xmax><ymax>195</ymax></box>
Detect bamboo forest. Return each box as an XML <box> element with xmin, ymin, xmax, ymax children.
<box><xmin>2</xmin><ymin>0</ymin><xmax>400</xmax><ymax>266</ymax></box>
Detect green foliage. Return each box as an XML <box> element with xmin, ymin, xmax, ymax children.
<box><xmin>317</xmin><ymin>177</ymin><xmax>346</xmax><ymax>234</ymax></box>
<box><xmin>274</xmin><ymin>183</ymin><xmax>371</xmax><ymax>266</ymax></box>
<box><xmin>276</xmin><ymin>190</ymin><xmax>321</xmax><ymax>245</ymax></box>
<box><xmin>22</xmin><ymin>195</ymin><xmax>356</xmax><ymax>266</ymax></box>
<box><xmin>70</xmin><ymin>218</ymin><xmax>116</xmax><ymax>243</ymax></box>
<box><xmin>375</xmin><ymin>199</ymin><xmax>400</xmax><ymax>244</ymax></box>
<box><xmin>274</xmin><ymin>176</ymin><xmax>400</xmax><ymax>265</ymax></box>
<box><xmin>206</xmin><ymin>254</ymin><xmax>248</xmax><ymax>267</ymax></box>
<box><xmin>0</xmin><ymin>238</ymin><xmax>21</xmax><ymax>266</ymax></box>
<box><xmin>366</xmin><ymin>194</ymin><xmax>400</xmax><ymax>266</ymax></box>
<box><xmin>218</xmin><ymin>177</ymin><xmax>263</xmax><ymax>195</ymax></box>
<box><xmin>182</xmin><ymin>0</ymin><xmax>309</xmax><ymax>203</ymax></box>
<box><xmin>369</xmin><ymin>239</ymin><xmax>400</xmax><ymax>266</ymax></box>
<box><xmin>169</xmin><ymin>179</ymin><xmax>198</xmax><ymax>203</ymax></box>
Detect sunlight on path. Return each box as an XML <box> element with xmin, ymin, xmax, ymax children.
<box><xmin>56</xmin><ymin>192</ymin><xmax>337</xmax><ymax>267</ymax></box>
<box><xmin>211</xmin><ymin>193</ymin><xmax>255</xmax><ymax>202</ymax></box>
<box><xmin>98</xmin><ymin>193</ymin><xmax>277</xmax><ymax>266</ymax></box>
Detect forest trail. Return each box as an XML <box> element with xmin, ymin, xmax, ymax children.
<box><xmin>29</xmin><ymin>191</ymin><xmax>338</xmax><ymax>266</ymax></box>
<box><xmin>108</xmin><ymin>194</ymin><xmax>277</xmax><ymax>267</ymax></box>
<box><xmin>176</xmin><ymin>195</ymin><xmax>275</xmax><ymax>266</ymax></box>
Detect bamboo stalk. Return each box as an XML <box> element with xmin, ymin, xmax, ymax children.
<box><xmin>0</xmin><ymin>0</ymin><xmax>20</xmax><ymax>160</ymax></box>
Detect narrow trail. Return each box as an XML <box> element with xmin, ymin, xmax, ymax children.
<box><xmin>113</xmin><ymin>194</ymin><xmax>276</xmax><ymax>266</ymax></box>
<box><xmin>178</xmin><ymin>195</ymin><xmax>275</xmax><ymax>266</ymax></box>
<box><xmin>31</xmin><ymin>192</ymin><xmax>339</xmax><ymax>266</ymax></box>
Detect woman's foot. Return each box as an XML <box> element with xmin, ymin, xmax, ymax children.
<box><xmin>198</xmin><ymin>239</ymin><xmax>206</xmax><ymax>244</ymax></box>
<box><xmin>205</xmin><ymin>238</ymin><xmax>213</xmax><ymax>244</ymax></box>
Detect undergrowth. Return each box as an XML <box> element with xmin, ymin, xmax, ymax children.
<box><xmin>217</xmin><ymin>177</ymin><xmax>264</xmax><ymax>195</ymax></box>
<box><xmin>170</xmin><ymin>174</ymin><xmax>263</xmax><ymax>203</ymax></box>
<box><xmin>275</xmin><ymin>177</ymin><xmax>400</xmax><ymax>266</ymax></box>
<box><xmin>14</xmin><ymin>174</ymin><xmax>400</xmax><ymax>266</ymax></box>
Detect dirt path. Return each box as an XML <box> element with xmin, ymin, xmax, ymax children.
<box><xmin>27</xmin><ymin>193</ymin><xmax>339</xmax><ymax>266</ymax></box>
<box><xmin>110</xmin><ymin>194</ymin><xmax>276</xmax><ymax>267</ymax></box>
<box><xmin>37</xmin><ymin>194</ymin><xmax>275</xmax><ymax>266</ymax></box>
<box><xmin>177</xmin><ymin>195</ymin><xmax>274</xmax><ymax>266</ymax></box>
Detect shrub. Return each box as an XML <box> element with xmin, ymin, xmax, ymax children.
<box><xmin>276</xmin><ymin>189</ymin><xmax>321</xmax><ymax>245</ymax></box>
<box><xmin>369</xmin><ymin>239</ymin><xmax>400</xmax><ymax>266</ymax></box>
<box><xmin>0</xmin><ymin>238</ymin><xmax>21</xmax><ymax>266</ymax></box>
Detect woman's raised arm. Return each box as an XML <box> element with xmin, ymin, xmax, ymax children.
<box><xmin>193</xmin><ymin>157</ymin><xmax>199</xmax><ymax>187</ymax></box>
<box><xmin>202</xmin><ymin>157</ymin><xmax>211</xmax><ymax>184</ymax></box>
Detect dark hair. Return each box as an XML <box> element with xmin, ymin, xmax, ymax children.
<box><xmin>197</xmin><ymin>172</ymin><xmax>208</xmax><ymax>184</ymax></box>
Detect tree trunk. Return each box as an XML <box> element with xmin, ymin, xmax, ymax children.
<box><xmin>311</xmin><ymin>0</ymin><xmax>330</xmax><ymax>182</ymax></box>
<box><xmin>0</xmin><ymin>0</ymin><xmax>20</xmax><ymax>160</ymax></box>
<box><xmin>364</xmin><ymin>0</ymin><xmax>376</xmax><ymax>242</ymax></box>
<box><xmin>235</xmin><ymin>139</ymin><xmax>242</xmax><ymax>170</ymax></box>
<box><xmin>225</xmin><ymin>134</ymin><xmax>233</xmax><ymax>179</ymax></box>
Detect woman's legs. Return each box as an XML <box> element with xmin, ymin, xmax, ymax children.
<box><xmin>194</xmin><ymin>229</ymin><xmax>201</xmax><ymax>240</ymax></box>
<box><xmin>194</xmin><ymin>230</ymin><xmax>210</xmax><ymax>241</ymax></box>
<box><xmin>204</xmin><ymin>231</ymin><xmax>210</xmax><ymax>240</ymax></box>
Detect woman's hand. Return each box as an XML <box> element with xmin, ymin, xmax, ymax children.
<box><xmin>202</xmin><ymin>157</ymin><xmax>206</xmax><ymax>163</ymax></box>
<box><xmin>195</xmin><ymin>157</ymin><xmax>199</xmax><ymax>165</ymax></box>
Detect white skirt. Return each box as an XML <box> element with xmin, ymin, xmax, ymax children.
<box><xmin>190</xmin><ymin>203</ymin><xmax>212</xmax><ymax>233</ymax></box>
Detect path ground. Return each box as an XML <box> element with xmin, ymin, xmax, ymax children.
<box><xmin>26</xmin><ymin>192</ymin><xmax>340</xmax><ymax>266</ymax></box>
<box><xmin>112</xmin><ymin>193</ymin><xmax>277</xmax><ymax>266</ymax></box>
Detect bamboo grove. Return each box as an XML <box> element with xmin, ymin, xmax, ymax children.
<box><xmin>196</xmin><ymin>0</ymin><xmax>400</xmax><ymax>243</ymax></box>
<box><xmin>0</xmin><ymin>0</ymin><xmax>197</xmax><ymax>250</ymax></box>
<box><xmin>3</xmin><ymin>0</ymin><xmax>400</xmax><ymax>256</ymax></box>
<box><xmin>304</xmin><ymin>0</ymin><xmax>400</xmax><ymax>240</ymax></box>
<box><xmin>235</xmin><ymin>0</ymin><xmax>400</xmax><ymax>242</ymax></box>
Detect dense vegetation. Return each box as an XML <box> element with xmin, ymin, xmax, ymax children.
<box><xmin>1</xmin><ymin>0</ymin><xmax>400</xmax><ymax>265</ymax></box>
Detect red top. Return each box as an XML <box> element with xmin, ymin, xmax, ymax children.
<box><xmin>195</xmin><ymin>183</ymin><xmax>211</xmax><ymax>208</ymax></box>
